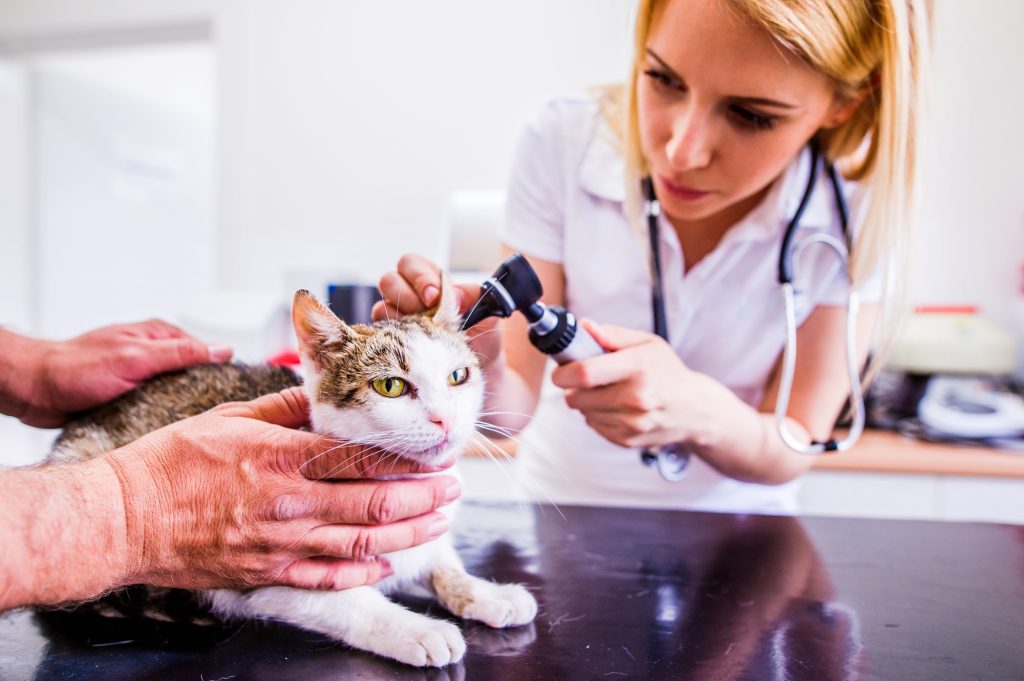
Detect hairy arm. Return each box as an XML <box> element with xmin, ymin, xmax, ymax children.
<box><xmin>0</xmin><ymin>459</ymin><xmax>129</xmax><ymax>610</ymax></box>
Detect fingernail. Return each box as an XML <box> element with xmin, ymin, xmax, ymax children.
<box><xmin>428</xmin><ymin>516</ymin><xmax>449</xmax><ymax>539</ymax></box>
<box><xmin>378</xmin><ymin>558</ymin><xmax>394</xmax><ymax>578</ymax></box>
<box><xmin>444</xmin><ymin>480</ymin><xmax>462</xmax><ymax>503</ymax></box>
<box><xmin>423</xmin><ymin>285</ymin><xmax>439</xmax><ymax>305</ymax></box>
<box><xmin>209</xmin><ymin>345</ymin><xmax>233</xmax><ymax>362</ymax></box>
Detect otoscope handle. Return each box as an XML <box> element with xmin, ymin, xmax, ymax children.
<box><xmin>466</xmin><ymin>252</ymin><xmax>690</xmax><ymax>482</ymax></box>
<box><xmin>528</xmin><ymin>307</ymin><xmax>606</xmax><ymax>364</ymax></box>
<box><xmin>553</xmin><ymin>327</ymin><xmax>605</xmax><ymax>364</ymax></box>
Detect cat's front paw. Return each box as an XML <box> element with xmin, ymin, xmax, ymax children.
<box><xmin>383</xmin><ymin>617</ymin><xmax>466</xmax><ymax>668</ymax></box>
<box><xmin>462</xmin><ymin>583</ymin><xmax>538</xmax><ymax>629</ymax></box>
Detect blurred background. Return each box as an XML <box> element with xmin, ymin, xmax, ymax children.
<box><xmin>0</xmin><ymin>1</ymin><xmax>1022</xmax><ymax>504</ymax></box>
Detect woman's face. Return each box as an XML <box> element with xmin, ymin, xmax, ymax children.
<box><xmin>638</xmin><ymin>0</ymin><xmax>852</xmax><ymax>227</ymax></box>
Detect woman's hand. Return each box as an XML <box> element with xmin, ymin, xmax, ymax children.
<box><xmin>551</xmin><ymin>319</ymin><xmax>729</xmax><ymax>450</ymax></box>
<box><xmin>105</xmin><ymin>387</ymin><xmax>459</xmax><ymax>593</ymax></box>
<box><xmin>15</xmin><ymin>320</ymin><xmax>233</xmax><ymax>428</ymax></box>
<box><xmin>373</xmin><ymin>253</ymin><xmax>504</xmax><ymax>371</ymax></box>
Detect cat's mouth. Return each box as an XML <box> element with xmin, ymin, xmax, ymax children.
<box><xmin>402</xmin><ymin>437</ymin><xmax>458</xmax><ymax>465</ymax></box>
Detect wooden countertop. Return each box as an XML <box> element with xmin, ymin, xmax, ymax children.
<box><xmin>810</xmin><ymin>429</ymin><xmax>1024</xmax><ymax>478</ymax></box>
<box><xmin>470</xmin><ymin>430</ymin><xmax>1024</xmax><ymax>479</ymax></box>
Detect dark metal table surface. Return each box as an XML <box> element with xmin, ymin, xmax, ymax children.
<box><xmin>1</xmin><ymin>501</ymin><xmax>1022</xmax><ymax>680</ymax></box>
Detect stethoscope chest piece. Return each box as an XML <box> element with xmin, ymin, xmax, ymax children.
<box><xmin>640</xmin><ymin>442</ymin><xmax>691</xmax><ymax>481</ymax></box>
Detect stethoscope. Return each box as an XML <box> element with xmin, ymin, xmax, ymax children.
<box><xmin>641</xmin><ymin>142</ymin><xmax>866</xmax><ymax>481</ymax></box>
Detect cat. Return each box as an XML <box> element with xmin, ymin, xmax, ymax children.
<box><xmin>49</xmin><ymin>277</ymin><xmax>537</xmax><ymax>667</ymax></box>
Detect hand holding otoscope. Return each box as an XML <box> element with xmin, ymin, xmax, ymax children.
<box><xmin>461</xmin><ymin>253</ymin><xmax>692</xmax><ymax>481</ymax></box>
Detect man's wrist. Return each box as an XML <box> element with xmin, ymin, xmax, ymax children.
<box><xmin>0</xmin><ymin>459</ymin><xmax>129</xmax><ymax>610</ymax></box>
<box><xmin>102</xmin><ymin>441</ymin><xmax>163</xmax><ymax>586</ymax></box>
<box><xmin>0</xmin><ymin>329</ymin><xmax>53</xmax><ymax>420</ymax></box>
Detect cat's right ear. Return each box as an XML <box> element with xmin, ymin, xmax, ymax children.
<box><xmin>292</xmin><ymin>290</ymin><xmax>350</xmax><ymax>368</ymax></box>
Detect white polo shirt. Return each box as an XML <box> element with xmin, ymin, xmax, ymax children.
<box><xmin>500</xmin><ymin>95</ymin><xmax>877</xmax><ymax>514</ymax></box>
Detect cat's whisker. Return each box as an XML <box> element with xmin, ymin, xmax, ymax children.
<box><xmin>474</xmin><ymin>427</ymin><xmax>520</xmax><ymax>447</ymax></box>
<box><xmin>467</xmin><ymin>432</ymin><xmax>564</xmax><ymax>521</ymax></box>
<box><xmin>304</xmin><ymin>437</ymin><xmax>412</xmax><ymax>480</ymax></box>
<box><xmin>477</xmin><ymin>409</ymin><xmax>534</xmax><ymax>421</ymax></box>
<box><xmin>377</xmin><ymin>283</ymin><xmax>392</xmax><ymax>323</ymax></box>
<box><xmin>477</xmin><ymin>424</ymin><xmax>575</xmax><ymax>520</ymax></box>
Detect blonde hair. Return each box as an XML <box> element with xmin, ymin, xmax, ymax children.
<box><xmin>605</xmin><ymin>0</ymin><xmax>930</xmax><ymax>350</ymax></box>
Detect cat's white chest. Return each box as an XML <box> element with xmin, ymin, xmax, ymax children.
<box><xmin>374</xmin><ymin>469</ymin><xmax>462</xmax><ymax>595</ymax></box>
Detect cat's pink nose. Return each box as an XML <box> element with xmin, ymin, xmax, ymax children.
<box><xmin>429</xmin><ymin>412</ymin><xmax>452</xmax><ymax>435</ymax></box>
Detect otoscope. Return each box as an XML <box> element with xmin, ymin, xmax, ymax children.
<box><xmin>462</xmin><ymin>253</ymin><xmax>691</xmax><ymax>481</ymax></box>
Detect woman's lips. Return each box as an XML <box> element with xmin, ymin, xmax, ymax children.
<box><xmin>658</xmin><ymin>175</ymin><xmax>711</xmax><ymax>201</ymax></box>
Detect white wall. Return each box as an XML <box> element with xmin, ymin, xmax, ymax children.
<box><xmin>0</xmin><ymin>0</ymin><xmax>212</xmax><ymax>37</ymax></box>
<box><xmin>912</xmin><ymin>0</ymin><xmax>1024</xmax><ymax>343</ymax></box>
<box><xmin>0</xmin><ymin>58</ymin><xmax>30</xmax><ymax>332</ymax></box>
<box><xmin>32</xmin><ymin>45</ymin><xmax>216</xmax><ymax>339</ymax></box>
<box><xmin>215</xmin><ymin>0</ymin><xmax>634</xmax><ymax>292</ymax></box>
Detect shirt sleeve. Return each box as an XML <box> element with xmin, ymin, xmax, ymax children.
<box><xmin>500</xmin><ymin>101</ymin><xmax>569</xmax><ymax>264</ymax></box>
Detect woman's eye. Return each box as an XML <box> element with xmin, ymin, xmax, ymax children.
<box><xmin>448</xmin><ymin>367</ymin><xmax>469</xmax><ymax>386</ymax></box>
<box><xmin>730</xmin><ymin>106</ymin><xmax>777</xmax><ymax>131</ymax></box>
<box><xmin>643</xmin><ymin>68</ymin><xmax>680</xmax><ymax>92</ymax></box>
<box><xmin>372</xmin><ymin>377</ymin><xmax>407</xmax><ymax>398</ymax></box>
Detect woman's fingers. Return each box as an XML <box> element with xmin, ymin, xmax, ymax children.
<box><xmin>378</xmin><ymin>271</ymin><xmax>425</xmax><ymax>314</ymax></box>
<box><xmin>377</xmin><ymin>254</ymin><xmax>444</xmax><ymax>314</ymax></box>
<box><xmin>371</xmin><ymin>301</ymin><xmax>402</xmax><ymax>322</ymax></box>
<box><xmin>396</xmin><ymin>253</ymin><xmax>445</xmax><ymax>306</ymax></box>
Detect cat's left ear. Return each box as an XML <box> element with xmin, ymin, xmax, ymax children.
<box><xmin>429</xmin><ymin>272</ymin><xmax>462</xmax><ymax>328</ymax></box>
<box><xmin>292</xmin><ymin>289</ymin><xmax>351</xmax><ymax>368</ymax></box>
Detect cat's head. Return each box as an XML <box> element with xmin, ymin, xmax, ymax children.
<box><xmin>291</xmin><ymin>275</ymin><xmax>483</xmax><ymax>466</ymax></box>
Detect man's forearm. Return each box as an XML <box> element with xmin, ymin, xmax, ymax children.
<box><xmin>0</xmin><ymin>460</ymin><xmax>128</xmax><ymax>610</ymax></box>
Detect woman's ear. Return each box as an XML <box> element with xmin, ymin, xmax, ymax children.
<box><xmin>823</xmin><ymin>91</ymin><xmax>868</xmax><ymax>129</ymax></box>
<box><xmin>292</xmin><ymin>290</ymin><xmax>351</xmax><ymax>369</ymax></box>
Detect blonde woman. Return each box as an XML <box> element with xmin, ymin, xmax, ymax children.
<box><xmin>377</xmin><ymin>0</ymin><xmax>929</xmax><ymax>513</ymax></box>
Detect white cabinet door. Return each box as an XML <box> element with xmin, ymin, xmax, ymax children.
<box><xmin>798</xmin><ymin>470</ymin><xmax>941</xmax><ymax>520</ymax></box>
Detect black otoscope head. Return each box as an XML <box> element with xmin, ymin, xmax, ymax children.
<box><xmin>462</xmin><ymin>253</ymin><xmax>545</xmax><ymax>328</ymax></box>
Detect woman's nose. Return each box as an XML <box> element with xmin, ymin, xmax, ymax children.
<box><xmin>665</xmin><ymin>107</ymin><xmax>713</xmax><ymax>171</ymax></box>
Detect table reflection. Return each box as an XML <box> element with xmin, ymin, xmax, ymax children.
<box><xmin>492</xmin><ymin>506</ymin><xmax>863</xmax><ymax>681</ymax></box>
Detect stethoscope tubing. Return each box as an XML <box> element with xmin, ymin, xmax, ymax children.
<box><xmin>642</xmin><ymin>142</ymin><xmax>862</xmax><ymax>481</ymax></box>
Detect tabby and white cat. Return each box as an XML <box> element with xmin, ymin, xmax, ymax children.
<box><xmin>51</xmin><ymin>279</ymin><xmax>536</xmax><ymax>667</ymax></box>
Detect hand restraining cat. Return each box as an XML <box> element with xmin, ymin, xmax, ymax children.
<box><xmin>48</xmin><ymin>277</ymin><xmax>537</xmax><ymax>667</ymax></box>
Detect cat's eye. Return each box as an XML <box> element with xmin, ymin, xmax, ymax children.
<box><xmin>372</xmin><ymin>377</ymin><xmax>407</xmax><ymax>398</ymax></box>
<box><xmin>448</xmin><ymin>367</ymin><xmax>469</xmax><ymax>386</ymax></box>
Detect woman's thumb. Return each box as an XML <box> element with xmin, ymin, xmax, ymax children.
<box><xmin>581</xmin><ymin>318</ymin><xmax>653</xmax><ymax>352</ymax></box>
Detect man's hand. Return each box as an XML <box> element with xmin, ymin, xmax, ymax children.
<box><xmin>12</xmin><ymin>320</ymin><xmax>232</xmax><ymax>427</ymax></box>
<box><xmin>105</xmin><ymin>387</ymin><xmax>460</xmax><ymax>593</ymax></box>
